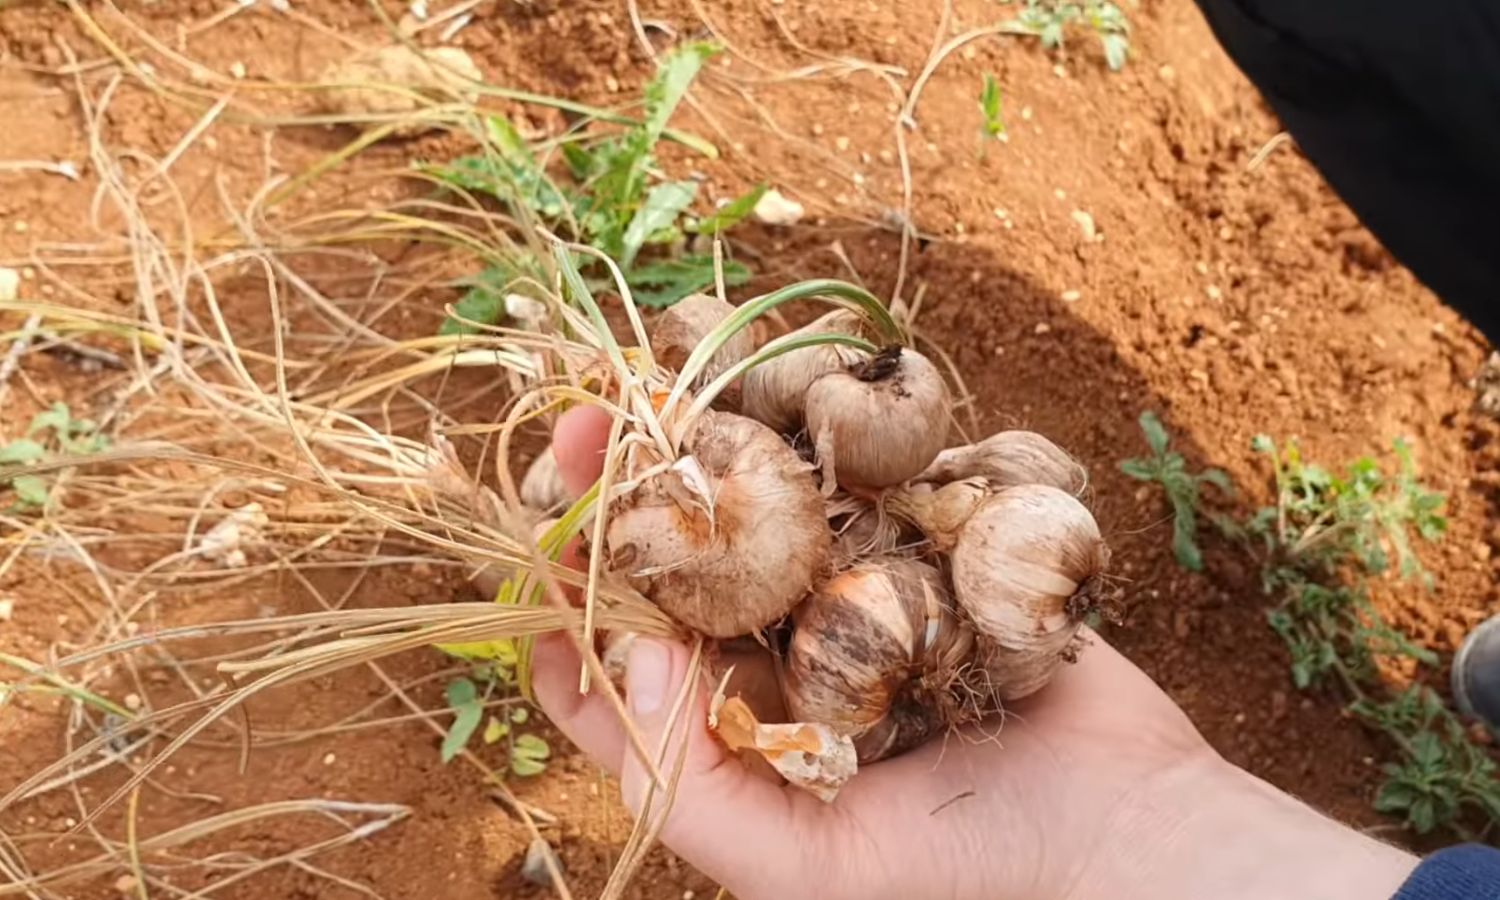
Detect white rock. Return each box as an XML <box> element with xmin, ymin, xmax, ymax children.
<box><xmin>521</xmin><ymin>838</ymin><xmax>563</xmax><ymax>888</ymax></box>
<box><xmin>752</xmin><ymin>189</ymin><xmax>804</xmax><ymax>227</ymax></box>
<box><xmin>504</xmin><ymin>293</ymin><xmax>548</xmax><ymax>329</ymax></box>
<box><xmin>0</xmin><ymin>598</ymin><xmax>13</xmax><ymax>621</ymax></box>
<box><xmin>0</xmin><ymin>268</ymin><xmax>18</xmax><ymax>302</ymax></box>
<box><xmin>1070</xmin><ymin>209</ymin><xmax>1097</xmax><ymax>241</ymax></box>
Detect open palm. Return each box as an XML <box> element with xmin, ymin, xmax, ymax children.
<box><xmin>534</xmin><ymin>406</ymin><xmax>1414</xmax><ymax>900</ymax></box>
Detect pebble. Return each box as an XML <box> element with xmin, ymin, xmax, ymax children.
<box><xmin>811</xmin><ymin>123</ymin><xmax>825</xmax><ymax>136</ymax></box>
<box><xmin>1158</xmin><ymin>64</ymin><xmax>1176</xmax><ymax>82</ymax></box>
<box><xmin>1061</xmin><ymin>290</ymin><xmax>1081</xmax><ymax>303</ymax></box>
<box><xmin>0</xmin><ymin>599</ymin><xmax>12</xmax><ymax>622</ymax></box>
<box><xmin>114</xmin><ymin>875</ymin><xmax>138</xmax><ymax>895</ymax></box>
<box><xmin>1205</xmin><ymin>285</ymin><xmax>1223</xmax><ymax>301</ymax></box>
<box><xmin>834</xmin><ymin>135</ymin><xmax>850</xmax><ymax>152</ymax></box>
<box><xmin>878</xmin><ymin>149</ymin><xmax>894</xmax><ymax>164</ymax></box>
<box><xmin>1070</xmin><ymin>209</ymin><xmax>1097</xmax><ymax>241</ymax></box>
<box><xmin>123</xmin><ymin>693</ymin><xmax>142</xmax><ymax>712</ymax></box>
<box><xmin>0</xmin><ymin>268</ymin><xmax>17</xmax><ymax>301</ymax></box>
<box><xmin>604</xmin><ymin>75</ymin><xmax>620</xmax><ymax>93</ymax></box>
<box><xmin>1194</xmin><ymin>261</ymin><xmax>1210</xmax><ymax>276</ymax></box>
<box><xmin>1053</xmin><ymin>188</ymin><xmax>1067</xmax><ymax>200</ymax></box>
<box><xmin>1034</xmin><ymin>322</ymin><xmax>1052</xmax><ymax>335</ymax></box>
<box><xmin>229</xmin><ymin>61</ymin><xmax>247</xmax><ymax>79</ymax></box>
<box><xmin>1052</xmin><ymin>63</ymin><xmax>1068</xmax><ymax>78</ymax></box>
<box><xmin>322</xmin><ymin>752</ymin><xmax>337</xmax><ymax>765</ymax></box>
<box><xmin>13</xmin><ymin>220</ymin><xmax>28</xmax><ymax>234</ymax></box>
<box><xmin>1020</xmin><ymin>106</ymin><xmax>1033</xmax><ymax>121</ymax></box>
<box><xmin>521</xmin><ymin>837</ymin><xmax>563</xmax><ymax>888</ymax></box>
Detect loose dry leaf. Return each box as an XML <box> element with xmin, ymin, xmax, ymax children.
<box><xmin>708</xmin><ymin>693</ymin><xmax>856</xmax><ymax>803</ymax></box>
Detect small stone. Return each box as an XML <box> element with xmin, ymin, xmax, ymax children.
<box><xmin>683</xmin><ymin>892</ymin><xmax>696</xmax><ymax>900</ymax></box>
<box><xmin>114</xmin><ymin>875</ymin><xmax>138</xmax><ymax>894</ymax></box>
<box><xmin>753</xmin><ymin>189</ymin><xmax>804</xmax><ymax>227</ymax></box>
<box><xmin>604</xmin><ymin>75</ymin><xmax>620</xmax><ymax>93</ymax></box>
<box><xmin>1218</xmin><ymin>225</ymin><xmax>1234</xmax><ymax>241</ymax></box>
<box><xmin>834</xmin><ymin>135</ymin><xmax>850</xmax><ymax>152</ymax></box>
<box><xmin>56</xmin><ymin>614</ymin><xmax>68</xmax><ymax>626</ymax></box>
<box><xmin>64</xmin><ymin>817</ymin><xmax>77</xmax><ymax>828</ymax></box>
<box><xmin>1070</xmin><ymin>209</ymin><xmax>1097</xmax><ymax>241</ymax></box>
<box><xmin>1233</xmin><ymin>712</ymin><xmax>1246</xmax><ymax>725</ymax></box>
<box><xmin>1052</xmin><ymin>63</ymin><xmax>1068</xmax><ymax>78</ymax></box>
<box><xmin>852</xmin><ymin>172</ymin><xmax>865</xmax><ymax>186</ymax></box>
<box><xmin>229</xmin><ymin>61</ymin><xmax>247</xmax><ymax>79</ymax></box>
<box><xmin>1061</xmin><ymin>290</ymin><xmax>1081</xmax><ymax>302</ymax></box>
<box><xmin>1034</xmin><ymin>322</ymin><xmax>1052</xmax><ymax>335</ymax></box>
<box><xmin>1205</xmin><ymin>284</ymin><xmax>1223</xmax><ymax>301</ymax></box>
<box><xmin>1020</xmin><ymin>106</ymin><xmax>1033</xmax><ymax>121</ymax></box>
<box><xmin>962</xmin><ymin>45</ymin><xmax>978</xmax><ymax>60</ymax></box>
<box><xmin>1053</xmin><ymin>188</ymin><xmax>1067</xmax><ymax>201</ymax></box>
<box><xmin>811</xmin><ymin>123</ymin><xmax>824</xmax><ymax>136</ymax></box>
<box><xmin>123</xmin><ymin>693</ymin><xmax>142</xmax><ymax>712</ymax></box>
<box><xmin>521</xmin><ymin>837</ymin><xmax>563</xmax><ymax>888</ymax></box>
<box><xmin>0</xmin><ymin>598</ymin><xmax>12</xmax><ymax>622</ymax></box>
<box><xmin>322</xmin><ymin>752</ymin><xmax>337</xmax><ymax>765</ymax></box>
<box><xmin>860</xmin><ymin>151</ymin><xmax>871</xmax><ymax>164</ymax></box>
<box><xmin>1158</xmin><ymin>64</ymin><xmax>1176</xmax><ymax>81</ymax></box>
<box><xmin>0</xmin><ymin>268</ymin><xmax>17</xmax><ymax>301</ymax></box>
<box><xmin>878</xmin><ymin>149</ymin><xmax>894</xmax><ymax>164</ymax></box>
<box><xmin>1194</xmin><ymin>261</ymin><xmax>1210</xmax><ymax>276</ymax></box>
<box><xmin>13</xmin><ymin>221</ymin><xmax>29</xmax><ymax>234</ymax></box>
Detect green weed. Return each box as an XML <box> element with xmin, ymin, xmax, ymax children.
<box><xmin>424</xmin><ymin>43</ymin><xmax>764</xmax><ymax>334</ymax></box>
<box><xmin>979</xmin><ymin>74</ymin><xmax>1007</xmax><ymax>142</ymax></box>
<box><xmin>1004</xmin><ymin>0</ymin><xmax>1131</xmax><ymax>71</ymax></box>
<box><xmin>440</xmin><ymin>652</ymin><xmax>551</xmax><ymax>777</ymax></box>
<box><xmin>1</xmin><ymin>401</ymin><xmax>109</xmax><ymax>511</ymax></box>
<box><xmin>1119</xmin><ymin>410</ymin><xmax>1230</xmax><ymax>571</ymax></box>
<box><xmin>1354</xmin><ymin>686</ymin><xmax>1500</xmax><ymax>838</ymax></box>
<box><xmin>1239</xmin><ymin>437</ymin><xmax>1500</xmax><ymax>838</ymax></box>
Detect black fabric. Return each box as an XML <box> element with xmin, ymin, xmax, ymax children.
<box><xmin>1191</xmin><ymin>0</ymin><xmax>1500</xmax><ymax>343</ymax></box>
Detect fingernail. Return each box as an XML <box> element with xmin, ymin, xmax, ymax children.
<box><xmin>626</xmin><ymin>639</ymin><xmax>671</xmax><ymax>716</ymax></box>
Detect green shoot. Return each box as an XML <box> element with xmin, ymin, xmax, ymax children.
<box><xmin>1119</xmin><ymin>411</ymin><xmax>1230</xmax><ymax>571</ymax></box>
<box><xmin>440</xmin><ymin>664</ymin><xmax>550</xmax><ymax>776</ymax></box>
<box><xmin>1006</xmin><ymin>0</ymin><xmax>1131</xmax><ymax>71</ymax></box>
<box><xmin>979</xmin><ymin>74</ymin><xmax>1006</xmax><ymax>142</ymax></box>
<box><xmin>2</xmin><ymin>401</ymin><xmax>110</xmax><ymax>511</ymax></box>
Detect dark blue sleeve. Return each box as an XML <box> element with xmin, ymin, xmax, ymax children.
<box><xmin>1395</xmin><ymin>845</ymin><xmax>1500</xmax><ymax>899</ymax></box>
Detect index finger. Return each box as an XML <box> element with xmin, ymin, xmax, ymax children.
<box><xmin>552</xmin><ymin>404</ymin><xmax>612</xmax><ymax>499</ymax></box>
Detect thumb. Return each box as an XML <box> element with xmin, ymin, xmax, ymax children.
<box><xmin>616</xmin><ymin>638</ymin><xmax>829</xmax><ymax>896</ymax></box>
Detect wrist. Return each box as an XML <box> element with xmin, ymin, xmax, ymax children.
<box><xmin>1078</xmin><ymin>753</ymin><xmax>1417</xmax><ymax>900</ymax></box>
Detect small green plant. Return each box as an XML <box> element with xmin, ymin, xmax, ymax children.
<box><xmin>440</xmin><ymin>655</ymin><xmax>551</xmax><ymax>776</ymax></box>
<box><xmin>978</xmin><ymin>74</ymin><xmax>1007</xmax><ymax>143</ymax></box>
<box><xmin>1</xmin><ymin>401</ymin><xmax>110</xmax><ymax>511</ymax></box>
<box><xmin>1240</xmin><ymin>436</ymin><xmax>1500</xmax><ymax>838</ymax></box>
<box><xmin>425</xmin><ymin>42</ymin><xmax>765</xmax><ymax>333</ymax></box>
<box><xmin>1354</xmin><ymin>686</ymin><xmax>1500</xmax><ymax>837</ymax></box>
<box><xmin>1119</xmin><ymin>411</ymin><xmax>1230</xmax><ymax>571</ymax></box>
<box><xmin>1005</xmin><ymin>0</ymin><xmax>1131</xmax><ymax>71</ymax></box>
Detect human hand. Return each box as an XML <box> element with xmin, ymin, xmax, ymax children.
<box><xmin>533</xmin><ymin>406</ymin><xmax>1416</xmax><ymax>900</ymax></box>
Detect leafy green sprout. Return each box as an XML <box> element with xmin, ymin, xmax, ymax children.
<box><xmin>1</xmin><ymin>401</ymin><xmax>110</xmax><ymax>510</ymax></box>
<box><xmin>441</xmin><ymin>657</ymin><xmax>551</xmax><ymax>776</ymax></box>
<box><xmin>1005</xmin><ymin>0</ymin><xmax>1131</xmax><ymax>71</ymax></box>
<box><xmin>1119</xmin><ymin>410</ymin><xmax>1230</xmax><ymax>571</ymax></box>
<box><xmin>979</xmin><ymin>74</ymin><xmax>1006</xmax><ymax>142</ymax></box>
<box><xmin>1355</xmin><ymin>686</ymin><xmax>1500</xmax><ymax>838</ymax></box>
<box><xmin>426</xmin><ymin>42</ymin><xmax>768</xmax><ymax>334</ymax></box>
